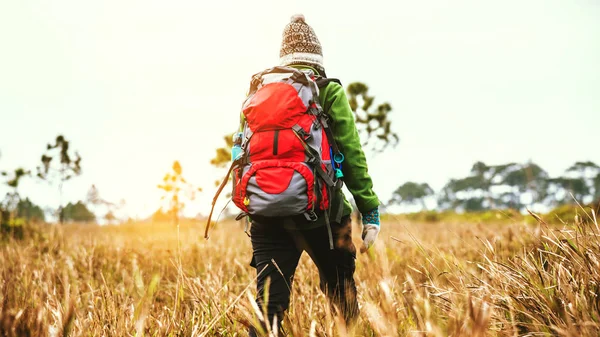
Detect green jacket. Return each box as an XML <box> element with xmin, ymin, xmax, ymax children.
<box><xmin>244</xmin><ymin>65</ymin><xmax>380</xmax><ymax>228</ymax></box>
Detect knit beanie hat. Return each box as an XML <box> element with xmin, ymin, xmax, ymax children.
<box><xmin>279</xmin><ymin>14</ymin><xmax>325</xmax><ymax>75</ymax></box>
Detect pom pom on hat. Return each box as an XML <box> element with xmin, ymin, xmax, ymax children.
<box><xmin>290</xmin><ymin>14</ymin><xmax>305</xmax><ymax>23</ymax></box>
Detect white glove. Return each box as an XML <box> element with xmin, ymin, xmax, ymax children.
<box><xmin>361</xmin><ymin>207</ymin><xmax>380</xmax><ymax>252</ymax></box>
<box><xmin>361</xmin><ymin>224</ymin><xmax>380</xmax><ymax>252</ymax></box>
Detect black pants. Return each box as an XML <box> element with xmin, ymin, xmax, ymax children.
<box><xmin>248</xmin><ymin>216</ymin><xmax>358</xmax><ymax>337</ymax></box>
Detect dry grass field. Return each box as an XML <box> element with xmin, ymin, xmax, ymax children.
<box><xmin>1</xmin><ymin>210</ymin><xmax>599</xmax><ymax>336</ymax></box>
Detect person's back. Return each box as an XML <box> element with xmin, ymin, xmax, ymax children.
<box><xmin>240</xmin><ymin>15</ymin><xmax>382</xmax><ymax>336</ymax></box>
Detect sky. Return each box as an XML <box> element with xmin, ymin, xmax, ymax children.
<box><xmin>1</xmin><ymin>0</ymin><xmax>599</xmax><ymax>220</ymax></box>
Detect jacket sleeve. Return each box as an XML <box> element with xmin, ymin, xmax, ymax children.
<box><xmin>321</xmin><ymin>82</ymin><xmax>380</xmax><ymax>213</ymax></box>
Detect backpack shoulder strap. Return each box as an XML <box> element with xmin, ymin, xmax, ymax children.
<box><xmin>316</xmin><ymin>77</ymin><xmax>342</xmax><ymax>89</ymax></box>
<box><xmin>314</xmin><ymin>77</ymin><xmax>342</xmax><ymax>116</ymax></box>
<box><xmin>313</xmin><ymin>77</ymin><xmax>345</xmax><ymax>181</ymax></box>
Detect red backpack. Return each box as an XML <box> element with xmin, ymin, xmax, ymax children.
<box><xmin>206</xmin><ymin>66</ymin><xmax>344</xmax><ymax>248</ymax></box>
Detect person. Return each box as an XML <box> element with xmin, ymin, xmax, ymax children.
<box><xmin>245</xmin><ymin>14</ymin><xmax>381</xmax><ymax>336</ymax></box>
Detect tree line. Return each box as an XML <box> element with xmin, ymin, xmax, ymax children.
<box><xmin>3</xmin><ymin>108</ymin><xmax>597</xmax><ymax>227</ymax></box>
<box><xmin>390</xmin><ymin>161</ymin><xmax>600</xmax><ymax>212</ymax></box>
<box><xmin>1</xmin><ymin>135</ymin><xmax>203</xmax><ymax>228</ymax></box>
<box><xmin>0</xmin><ymin>135</ymin><xmax>119</xmax><ymax>225</ymax></box>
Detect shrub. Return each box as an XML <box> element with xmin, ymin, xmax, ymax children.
<box><xmin>0</xmin><ymin>210</ymin><xmax>25</xmax><ymax>240</ymax></box>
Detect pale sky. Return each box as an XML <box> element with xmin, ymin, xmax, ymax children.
<box><xmin>1</xmin><ymin>0</ymin><xmax>599</xmax><ymax>219</ymax></box>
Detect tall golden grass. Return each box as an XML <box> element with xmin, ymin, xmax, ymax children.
<box><xmin>1</xmin><ymin>208</ymin><xmax>599</xmax><ymax>336</ymax></box>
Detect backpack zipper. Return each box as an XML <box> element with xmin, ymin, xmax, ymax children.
<box><xmin>273</xmin><ymin>130</ymin><xmax>279</xmax><ymax>155</ymax></box>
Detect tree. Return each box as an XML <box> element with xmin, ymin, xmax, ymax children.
<box><xmin>1</xmin><ymin>167</ymin><xmax>31</xmax><ymax>224</ymax></box>
<box><xmin>15</xmin><ymin>198</ymin><xmax>45</xmax><ymax>223</ymax></box>
<box><xmin>543</xmin><ymin>161</ymin><xmax>599</xmax><ymax>206</ymax></box>
<box><xmin>36</xmin><ymin>135</ymin><xmax>82</xmax><ymax>223</ymax></box>
<box><xmin>346</xmin><ymin>82</ymin><xmax>399</xmax><ymax>152</ymax></box>
<box><xmin>62</xmin><ymin>201</ymin><xmax>95</xmax><ymax>223</ymax></box>
<box><xmin>86</xmin><ymin>184</ymin><xmax>101</xmax><ymax>205</ymax></box>
<box><xmin>389</xmin><ymin>182</ymin><xmax>434</xmax><ymax>210</ymax></box>
<box><xmin>594</xmin><ymin>173</ymin><xmax>600</xmax><ymax>201</ymax></box>
<box><xmin>209</xmin><ymin>135</ymin><xmax>235</xmax><ymax>200</ymax></box>
<box><xmin>437</xmin><ymin>180</ymin><xmax>457</xmax><ymax>211</ymax></box>
<box><xmin>85</xmin><ymin>184</ymin><xmax>124</xmax><ymax>223</ymax></box>
<box><xmin>566</xmin><ymin>161</ymin><xmax>599</xmax><ymax>203</ymax></box>
<box><xmin>438</xmin><ymin>176</ymin><xmax>488</xmax><ymax>212</ymax></box>
<box><xmin>157</xmin><ymin>161</ymin><xmax>201</xmax><ymax>226</ymax></box>
<box><xmin>462</xmin><ymin>197</ymin><xmax>486</xmax><ymax>212</ymax></box>
<box><xmin>3</xmin><ymin>167</ymin><xmax>30</xmax><ymax>190</ymax></box>
<box><xmin>500</xmin><ymin>162</ymin><xmax>548</xmax><ymax>210</ymax></box>
<box><xmin>567</xmin><ymin>161</ymin><xmax>600</xmax><ymax>180</ymax></box>
<box><xmin>1</xmin><ymin>167</ymin><xmax>30</xmax><ymax>202</ymax></box>
<box><xmin>104</xmin><ymin>210</ymin><xmax>117</xmax><ymax>224</ymax></box>
<box><xmin>438</xmin><ymin>161</ymin><xmax>547</xmax><ymax>212</ymax></box>
<box><xmin>210</xmin><ymin>135</ymin><xmax>234</xmax><ymax>168</ymax></box>
<box><xmin>469</xmin><ymin>161</ymin><xmax>517</xmax><ymax>208</ymax></box>
<box><xmin>545</xmin><ymin>177</ymin><xmax>589</xmax><ymax>206</ymax></box>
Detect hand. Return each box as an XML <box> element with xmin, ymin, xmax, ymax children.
<box><xmin>360</xmin><ymin>207</ymin><xmax>380</xmax><ymax>252</ymax></box>
<box><xmin>361</xmin><ymin>224</ymin><xmax>380</xmax><ymax>253</ymax></box>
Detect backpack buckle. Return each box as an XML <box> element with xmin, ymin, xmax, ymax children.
<box><xmin>304</xmin><ymin>211</ymin><xmax>318</xmax><ymax>222</ymax></box>
<box><xmin>235</xmin><ymin>212</ymin><xmax>248</xmax><ymax>221</ymax></box>
<box><xmin>300</xmin><ymin>129</ymin><xmax>312</xmax><ymax>140</ymax></box>
<box><xmin>292</xmin><ymin>124</ymin><xmax>312</xmax><ymax>141</ymax></box>
<box><xmin>312</xmin><ymin>119</ymin><xmax>321</xmax><ymax>130</ymax></box>
<box><xmin>306</xmin><ymin>157</ymin><xmax>318</xmax><ymax>164</ymax></box>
